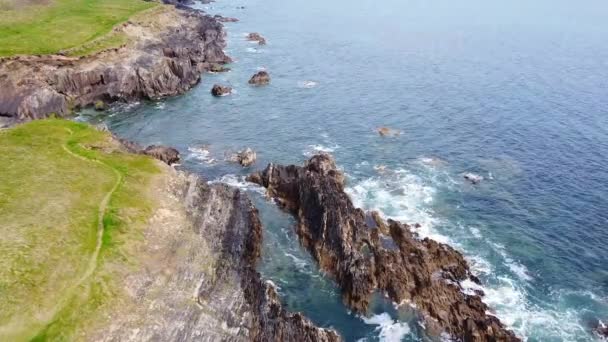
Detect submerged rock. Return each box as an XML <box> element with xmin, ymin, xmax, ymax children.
<box><xmin>248</xmin><ymin>71</ymin><xmax>271</xmax><ymax>86</ymax></box>
<box><xmin>377</xmin><ymin>126</ymin><xmax>400</xmax><ymax>136</ymax></box>
<box><xmin>211</xmin><ymin>84</ymin><xmax>232</xmax><ymax>96</ymax></box>
<box><xmin>594</xmin><ymin>320</ymin><xmax>608</xmax><ymax>339</ymax></box>
<box><xmin>248</xmin><ymin>153</ymin><xmax>520</xmax><ymax>342</ymax></box>
<box><xmin>231</xmin><ymin>148</ymin><xmax>257</xmax><ymax>167</ymax></box>
<box><xmin>464</xmin><ymin>172</ymin><xmax>484</xmax><ymax>184</ymax></box>
<box><xmin>247</xmin><ymin>32</ymin><xmax>267</xmax><ymax>45</ymax></box>
<box><xmin>93</xmin><ymin>100</ymin><xmax>106</xmax><ymax>111</ymax></box>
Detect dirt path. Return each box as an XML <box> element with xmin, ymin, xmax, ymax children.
<box><xmin>61</xmin><ymin>128</ymin><xmax>122</xmax><ymax>287</ymax></box>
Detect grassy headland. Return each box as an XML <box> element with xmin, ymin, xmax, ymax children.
<box><xmin>0</xmin><ymin>0</ymin><xmax>157</xmax><ymax>57</ymax></box>
<box><xmin>0</xmin><ymin>119</ymin><xmax>161</xmax><ymax>340</ymax></box>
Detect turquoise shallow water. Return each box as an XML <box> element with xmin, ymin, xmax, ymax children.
<box><xmin>82</xmin><ymin>0</ymin><xmax>608</xmax><ymax>340</ymax></box>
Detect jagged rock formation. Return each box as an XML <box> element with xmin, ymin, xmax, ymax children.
<box><xmin>248</xmin><ymin>71</ymin><xmax>271</xmax><ymax>85</ymax></box>
<box><xmin>0</xmin><ymin>6</ymin><xmax>231</xmax><ymax>121</ymax></box>
<box><xmin>248</xmin><ymin>153</ymin><xmax>520</xmax><ymax>342</ymax></box>
<box><xmin>90</xmin><ymin>166</ymin><xmax>340</xmax><ymax>341</ymax></box>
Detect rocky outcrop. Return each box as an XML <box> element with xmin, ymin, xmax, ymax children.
<box><xmin>116</xmin><ymin>137</ymin><xmax>180</xmax><ymax>165</ymax></box>
<box><xmin>0</xmin><ymin>6</ymin><xmax>231</xmax><ymax>121</ymax></box>
<box><xmin>214</xmin><ymin>14</ymin><xmax>239</xmax><ymax>23</ymax></box>
<box><xmin>248</xmin><ymin>71</ymin><xmax>271</xmax><ymax>86</ymax></box>
<box><xmin>211</xmin><ymin>84</ymin><xmax>232</xmax><ymax>96</ymax></box>
<box><xmin>247</xmin><ymin>32</ymin><xmax>267</xmax><ymax>45</ymax></box>
<box><xmin>90</xmin><ymin>167</ymin><xmax>340</xmax><ymax>341</ymax></box>
<box><xmin>464</xmin><ymin>172</ymin><xmax>484</xmax><ymax>184</ymax></box>
<box><xmin>248</xmin><ymin>153</ymin><xmax>520</xmax><ymax>342</ymax></box>
<box><xmin>231</xmin><ymin>147</ymin><xmax>257</xmax><ymax>167</ymax></box>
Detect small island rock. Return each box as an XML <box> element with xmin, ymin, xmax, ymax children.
<box><xmin>247</xmin><ymin>32</ymin><xmax>267</xmax><ymax>45</ymax></box>
<box><xmin>211</xmin><ymin>84</ymin><xmax>232</xmax><ymax>96</ymax></box>
<box><xmin>231</xmin><ymin>148</ymin><xmax>257</xmax><ymax>167</ymax></box>
<box><xmin>248</xmin><ymin>71</ymin><xmax>270</xmax><ymax>86</ymax></box>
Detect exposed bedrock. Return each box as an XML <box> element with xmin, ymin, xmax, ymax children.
<box><xmin>0</xmin><ymin>7</ymin><xmax>231</xmax><ymax>121</ymax></box>
<box><xmin>94</xmin><ymin>168</ymin><xmax>340</xmax><ymax>341</ymax></box>
<box><xmin>248</xmin><ymin>153</ymin><xmax>520</xmax><ymax>342</ymax></box>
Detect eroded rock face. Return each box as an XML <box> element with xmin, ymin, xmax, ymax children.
<box><xmin>211</xmin><ymin>84</ymin><xmax>232</xmax><ymax>96</ymax></box>
<box><xmin>0</xmin><ymin>7</ymin><xmax>231</xmax><ymax>121</ymax></box>
<box><xmin>248</xmin><ymin>153</ymin><xmax>520</xmax><ymax>342</ymax></box>
<box><xmin>90</xmin><ymin>169</ymin><xmax>340</xmax><ymax>341</ymax></box>
<box><xmin>248</xmin><ymin>71</ymin><xmax>271</xmax><ymax>86</ymax></box>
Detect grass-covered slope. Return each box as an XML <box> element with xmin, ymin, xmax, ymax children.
<box><xmin>0</xmin><ymin>119</ymin><xmax>160</xmax><ymax>341</ymax></box>
<box><xmin>0</xmin><ymin>0</ymin><xmax>156</xmax><ymax>57</ymax></box>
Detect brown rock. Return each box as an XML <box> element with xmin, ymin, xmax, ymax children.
<box><xmin>247</xmin><ymin>32</ymin><xmax>267</xmax><ymax>45</ymax></box>
<box><xmin>248</xmin><ymin>71</ymin><xmax>270</xmax><ymax>86</ymax></box>
<box><xmin>231</xmin><ymin>147</ymin><xmax>257</xmax><ymax>167</ymax></box>
<box><xmin>211</xmin><ymin>84</ymin><xmax>232</xmax><ymax>96</ymax></box>
<box><xmin>248</xmin><ymin>153</ymin><xmax>520</xmax><ymax>342</ymax></box>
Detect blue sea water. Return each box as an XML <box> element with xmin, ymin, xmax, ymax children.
<box><xmin>81</xmin><ymin>0</ymin><xmax>608</xmax><ymax>340</ymax></box>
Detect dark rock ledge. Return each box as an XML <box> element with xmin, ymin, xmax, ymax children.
<box><xmin>248</xmin><ymin>153</ymin><xmax>521</xmax><ymax>342</ymax></box>
<box><xmin>0</xmin><ymin>6</ymin><xmax>231</xmax><ymax>121</ymax></box>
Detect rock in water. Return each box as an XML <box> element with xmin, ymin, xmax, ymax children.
<box><xmin>248</xmin><ymin>71</ymin><xmax>271</xmax><ymax>86</ymax></box>
<box><xmin>464</xmin><ymin>172</ymin><xmax>484</xmax><ymax>184</ymax></box>
<box><xmin>211</xmin><ymin>84</ymin><xmax>232</xmax><ymax>96</ymax></box>
<box><xmin>248</xmin><ymin>153</ymin><xmax>520</xmax><ymax>342</ymax></box>
<box><xmin>377</xmin><ymin>126</ymin><xmax>400</xmax><ymax>136</ymax></box>
<box><xmin>94</xmin><ymin>100</ymin><xmax>106</xmax><ymax>111</ymax></box>
<box><xmin>232</xmin><ymin>148</ymin><xmax>257</xmax><ymax>167</ymax></box>
<box><xmin>247</xmin><ymin>32</ymin><xmax>267</xmax><ymax>45</ymax></box>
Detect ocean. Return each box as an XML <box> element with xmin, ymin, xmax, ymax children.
<box><xmin>80</xmin><ymin>0</ymin><xmax>608</xmax><ymax>340</ymax></box>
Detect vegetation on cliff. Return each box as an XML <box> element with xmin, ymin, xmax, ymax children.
<box><xmin>0</xmin><ymin>119</ymin><xmax>160</xmax><ymax>340</ymax></box>
<box><xmin>0</xmin><ymin>0</ymin><xmax>156</xmax><ymax>57</ymax></box>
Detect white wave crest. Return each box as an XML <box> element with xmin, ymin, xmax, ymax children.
<box><xmin>209</xmin><ymin>174</ymin><xmax>265</xmax><ymax>194</ymax></box>
<box><xmin>297</xmin><ymin>80</ymin><xmax>318</xmax><ymax>88</ymax></box>
<box><xmin>303</xmin><ymin>144</ymin><xmax>339</xmax><ymax>157</ymax></box>
<box><xmin>187</xmin><ymin>146</ymin><xmax>216</xmax><ymax>165</ymax></box>
<box><xmin>362</xmin><ymin>313</ymin><xmax>410</xmax><ymax>342</ymax></box>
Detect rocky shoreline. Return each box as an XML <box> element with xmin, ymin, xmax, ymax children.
<box><xmin>0</xmin><ymin>5</ymin><xmax>230</xmax><ymax>122</ymax></box>
<box><xmin>91</xmin><ymin>161</ymin><xmax>339</xmax><ymax>341</ymax></box>
<box><xmin>248</xmin><ymin>154</ymin><xmax>520</xmax><ymax>341</ymax></box>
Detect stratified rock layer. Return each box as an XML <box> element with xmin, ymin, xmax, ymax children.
<box><xmin>248</xmin><ymin>153</ymin><xmax>520</xmax><ymax>342</ymax></box>
<box><xmin>0</xmin><ymin>6</ymin><xmax>231</xmax><ymax>121</ymax></box>
<box><xmin>92</xmin><ymin>167</ymin><xmax>340</xmax><ymax>341</ymax></box>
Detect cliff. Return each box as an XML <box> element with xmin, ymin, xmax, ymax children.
<box><xmin>0</xmin><ymin>6</ymin><xmax>230</xmax><ymax>122</ymax></box>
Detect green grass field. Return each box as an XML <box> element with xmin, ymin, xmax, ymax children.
<box><xmin>0</xmin><ymin>0</ymin><xmax>157</xmax><ymax>57</ymax></box>
<box><xmin>0</xmin><ymin>119</ymin><xmax>160</xmax><ymax>341</ymax></box>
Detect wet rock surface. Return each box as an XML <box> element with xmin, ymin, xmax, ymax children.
<box><xmin>91</xmin><ymin>168</ymin><xmax>340</xmax><ymax>341</ymax></box>
<box><xmin>211</xmin><ymin>84</ymin><xmax>232</xmax><ymax>96</ymax></box>
<box><xmin>248</xmin><ymin>71</ymin><xmax>271</xmax><ymax>85</ymax></box>
<box><xmin>248</xmin><ymin>153</ymin><xmax>520</xmax><ymax>342</ymax></box>
<box><xmin>0</xmin><ymin>7</ymin><xmax>231</xmax><ymax>121</ymax></box>
<box><xmin>247</xmin><ymin>32</ymin><xmax>267</xmax><ymax>45</ymax></box>
<box><xmin>231</xmin><ymin>147</ymin><xmax>257</xmax><ymax>167</ymax></box>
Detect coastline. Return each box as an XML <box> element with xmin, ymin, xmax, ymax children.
<box><xmin>0</xmin><ymin>5</ymin><xmax>230</xmax><ymax>122</ymax></box>
<box><xmin>0</xmin><ymin>0</ymin><xmax>539</xmax><ymax>341</ymax></box>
